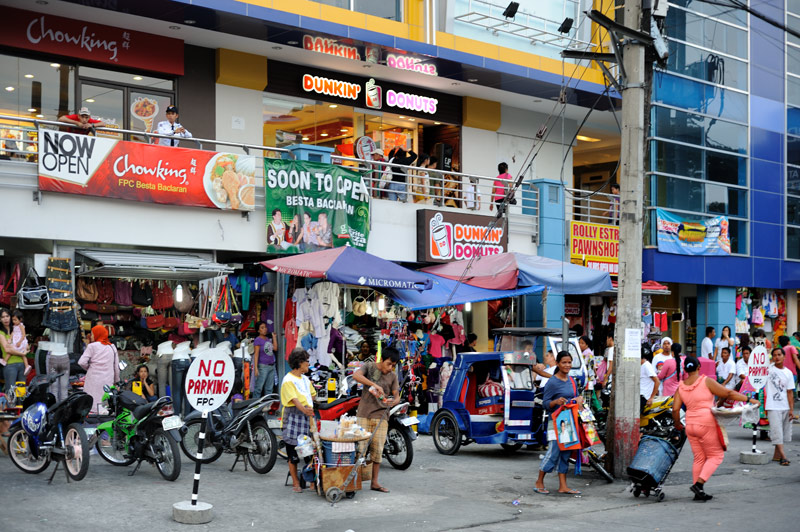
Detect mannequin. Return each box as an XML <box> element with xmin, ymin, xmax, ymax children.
<box><xmin>171</xmin><ymin>343</ymin><xmax>192</xmax><ymax>417</ymax></box>
<box><xmin>156</xmin><ymin>340</ymin><xmax>174</xmax><ymax>398</ymax></box>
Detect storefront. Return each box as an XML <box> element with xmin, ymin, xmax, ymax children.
<box><xmin>262</xmin><ymin>61</ymin><xmax>462</xmax><ymax>169</ymax></box>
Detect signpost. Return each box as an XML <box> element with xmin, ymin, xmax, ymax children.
<box><xmin>173</xmin><ymin>348</ymin><xmax>235</xmax><ymax>524</ymax></box>
<box><xmin>741</xmin><ymin>346</ymin><xmax>770</xmax><ymax>465</ymax></box>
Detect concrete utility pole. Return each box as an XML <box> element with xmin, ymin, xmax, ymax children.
<box><xmin>607</xmin><ymin>0</ymin><xmax>647</xmax><ymax>478</ymax></box>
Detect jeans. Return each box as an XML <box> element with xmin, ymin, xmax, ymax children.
<box><xmin>46</xmin><ymin>353</ymin><xmax>70</xmax><ymax>402</ymax></box>
<box><xmin>539</xmin><ymin>439</ymin><xmax>571</xmax><ymax>475</ymax></box>
<box><xmin>4</xmin><ymin>363</ymin><xmax>25</xmax><ymax>396</ymax></box>
<box><xmin>253</xmin><ymin>363</ymin><xmax>276</xmax><ymax>398</ymax></box>
<box><xmin>157</xmin><ymin>353</ymin><xmax>173</xmax><ymax>398</ymax></box>
<box><xmin>386</xmin><ymin>181</ymin><xmax>407</xmax><ymax>202</ymax></box>
<box><xmin>171</xmin><ymin>358</ymin><xmax>192</xmax><ymax>418</ymax></box>
<box><xmin>233</xmin><ymin>357</ymin><xmax>244</xmax><ymax>396</ymax></box>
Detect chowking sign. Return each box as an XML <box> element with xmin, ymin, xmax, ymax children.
<box><xmin>417</xmin><ymin>210</ymin><xmax>508</xmax><ymax>263</ymax></box>
<box><xmin>37</xmin><ymin>130</ymin><xmax>256</xmax><ymax>211</ymax></box>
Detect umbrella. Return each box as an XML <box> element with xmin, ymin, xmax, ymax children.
<box><xmin>381</xmin><ymin>272</ymin><xmax>544</xmax><ymax>311</ymax></box>
<box><xmin>420</xmin><ymin>252</ymin><xmax>612</xmax><ymax>294</ymax></box>
<box><xmin>261</xmin><ymin>247</ymin><xmax>432</xmax><ymax>290</ymax></box>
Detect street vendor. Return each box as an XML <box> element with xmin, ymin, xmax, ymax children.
<box><xmin>352</xmin><ymin>346</ymin><xmax>401</xmax><ymax>493</ymax></box>
<box><xmin>280</xmin><ymin>347</ymin><xmax>316</xmax><ymax>492</ymax></box>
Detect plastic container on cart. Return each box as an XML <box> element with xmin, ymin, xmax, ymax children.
<box><xmin>321</xmin><ymin>440</ymin><xmax>356</xmax><ymax>465</ymax></box>
<box><xmin>627</xmin><ymin>435</ymin><xmax>679</xmax><ymax>488</ymax></box>
<box><xmin>296</xmin><ymin>435</ymin><xmax>315</xmax><ymax>458</ymax></box>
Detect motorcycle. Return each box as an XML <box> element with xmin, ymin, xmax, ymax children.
<box><xmin>93</xmin><ymin>378</ymin><xmax>183</xmax><ymax>481</ymax></box>
<box><xmin>640</xmin><ymin>395</ymin><xmax>676</xmax><ymax>438</ymax></box>
<box><xmin>179</xmin><ymin>394</ymin><xmax>279</xmax><ymax>474</ymax></box>
<box><xmin>7</xmin><ymin>373</ymin><xmax>92</xmax><ymax>482</ymax></box>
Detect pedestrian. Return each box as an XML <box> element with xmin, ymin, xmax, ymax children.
<box><xmin>765</xmin><ymin>347</ymin><xmax>795</xmax><ymax>466</ymax></box>
<box><xmin>425</xmin><ymin>156</ymin><xmax>440</xmax><ymax>205</ymax></box>
<box><xmin>640</xmin><ymin>347</ymin><xmax>660</xmax><ymax>413</ymax></box>
<box><xmin>253</xmin><ymin>321</ymin><xmax>278</xmax><ymax>398</ymax></box>
<box><xmin>578</xmin><ymin>335</ymin><xmax>595</xmax><ymax>388</ymax></box>
<box><xmin>490</xmin><ymin>162</ymin><xmax>514</xmax><ymax>213</ymax></box>
<box><xmin>78</xmin><ymin>325</ymin><xmax>120</xmax><ymax>414</ymax></box>
<box><xmin>653</xmin><ymin>337</ymin><xmax>672</xmax><ymax>373</ymax></box>
<box><xmin>534</xmin><ymin>351</ymin><xmax>583</xmax><ymax>495</ymax></box>
<box><xmin>777</xmin><ymin>336</ymin><xmax>799</xmax><ymax>397</ymax></box>
<box><xmin>133</xmin><ymin>364</ymin><xmax>157</xmax><ymax>402</ymax></box>
<box><xmin>410</xmin><ymin>153</ymin><xmax>429</xmax><ymax>203</ymax></box>
<box><xmin>790</xmin><ymin>331</ymin><xmax>800</xmax><ymax>352</ymax></box>
<box><xmin>0</xmin><ymin>308</ymin><xmax>29</xmax><ymax>397</ymax></box>
<box><xmin>602</xmin><ymin>183</ymin><xmax>620</xmax><ymax>224</ymax></box>
<box><xmin>535</xmin><ymin>350</ymin><xmax>557</xmax><ymax>388</ymax></box>
<box><xmin>352</xmin><ymin>346</ymin><xmax>401</xmax><ymax>493</ymax></box>
<box><xmin>280</xmin><ymin>347</ymin><xmax>315</xmax><ymax>492</ymax></box>
<box><xmin>701</xmin><ymin>326</ymin><xmax>715</xmax><ymax>359</ymax></box>
<box><xmin>714</xmin><ymin>326</ymin><xmax>735</xmax><ymax>363</ymax></box>
<box><xmin>657</xmin><ymin>342</ymin><xmax>684</xmax><ymax>396</ymax></box>
<box><xmin>156</xmin><ymin>105</ymin><xmax>192</xmax><ymax>146</ymax></box>
<box><xmin>597</xmin><ymin>335</ymin><xmax>614</xmax><ymax>387</ymax></box>
<box><xmin>386</xmin><ymin>147</ymin><xmax>417</xmax><ymax>202</ymax></box>
<box><xmin>9</xmin><ymin>310</ymin><xmax>32</xmax><ymax>376</ymax></box>
<box><xmin>736</xmin><ymin>345</ymin><xmax>751</xmax><ymax>387</ymax></box>
<box><xmin>672</xmin><ymin>356</ymin><xmax>759</xmax><ymax>501</ymax></box>
<box><xmin>368</xmin><ymin>149</ymin><xmax>387</xmax><ymax>198</ymax></box>
<box><xmin>716</xmin><ymin>347</ymin><xmax>736</xmax><ymax>390</ymax></box>
<box><xmin>460</xmin><ymin>333</ymin><xmax>478</xmax><ymax>353</ymax></box>
<box><xmin>443</xmin><ymin>162</ymin><xmax>462</xmax><ymax>208</ymax></box>
<box><xmin>57</xmin><ymin>106</ymin><xmax>105</xmax><ymax>134</ymax></box>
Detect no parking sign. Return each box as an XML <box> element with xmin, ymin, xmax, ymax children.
<box><xmin>185</xmin><ymin>348</ymin><xmax>235</xmax><ymax>412</ymax></box>
<box><xmin>747</xmin><ymin>346</ymin><xmax>770</xmax><ymax>391</ymax></box>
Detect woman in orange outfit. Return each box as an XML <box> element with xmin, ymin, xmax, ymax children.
<box><xmin>672</xmin><ymin>356</ymin><xmax>759</xmax><ymax>501</ymax></box>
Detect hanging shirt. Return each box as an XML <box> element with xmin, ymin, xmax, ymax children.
<box><xmin>428</xmin><ymin>333</ymin><xmax>446</xmax><ymax>358</ymax></box>
<box><xmin>309</xmin><ymin>281</ymin><xmax>341</xmax><ymax>328</ymax></box>
<box><xmin>294</xmin><ymin>288</ymin><xmax>324</xmax><ymax>338</ymax></box>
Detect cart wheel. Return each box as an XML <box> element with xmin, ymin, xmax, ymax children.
<box><xmin>633</xmin><ymin>487</ymin><xmax>641</xmax><ymax>498</ymax></box>
<box><xmin>326</xmin><ymin>487</ymin><xmax>344</xmax><ymax>503</ymax></box>
<box><xmin>345</xmin><ymin>491</ymin><xmax>356</xmax><ymax>499</ymax></box>
<box><xmin>657</xmin><ymin>492</ymin><xmax>665</xmax><ymax>502</ymax></box>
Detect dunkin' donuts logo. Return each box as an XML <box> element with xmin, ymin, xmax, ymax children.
<box><xmin>428</xmin><ymin>213</ymin><xmax>504</xmax><ymax>261</ymax></box>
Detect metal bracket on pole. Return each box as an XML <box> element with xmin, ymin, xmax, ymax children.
<box><xmin>33</xmin><ymin>190</ymin><xmax>42</xmax><ymax>205</ymax></box>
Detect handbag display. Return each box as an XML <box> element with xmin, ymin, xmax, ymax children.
<box><xmin>1</xmin><ymin>263</ymin><xmax>20</xmax><ymax>307</ymax></box>
<box><xmin>212</xmin><ymin>281</ymin><xmax>231</xmax><ymax>324</ymax></box>
<box><xmin>173</xmin><ymin>284</ymin><xmax>195</xmax><ymax>313</ymax></box>
<box><xmin>152</xmin><ymin>281</ymin><xmax>174</xmax><ymax>310</ymax></box>
<box><xmin>146</xmin><ymin>313</ymin><xmax>166</xmax><ymax>330</ymax></box>
<box><xmin>114</xmin><ymin>280</ymin><xmax>133</xmax><ymax>306</ymax></box>
<box><xmin>132</xmin><ymin>281</ymin><xmax>153</xmax><ymax>306</ymax></box>
<box><xmin>76</xmin><ymin>277</ymin><xmax>99</xmax><ymax>302</ymax></box>
<box><xmin>164</xmin><ymin>310</ymin><xmax>181</xmax><ymax>330</ymax></box>
<box><xmin>17</xmin><ymin>267</ymin><xmax>49</xmax><ymax>309</ymax></box>
<box><xmin>96</xmin><ymin>278</ymin><xmax>114</xmax><ymax>305</ymax></box>
<box><xmin>229</xmin><ymin>284</ymin><xmax>243</xmax><ymax>324</ymax></box>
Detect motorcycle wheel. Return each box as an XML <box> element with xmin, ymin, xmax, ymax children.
<box><xmin>384</xmin><ymin>424</ymin><xmax>414</xmax><ymax>470</ymax></box>
<box><xmin>153</xmin><ymin>428</ymin><xmax>182</xmax><ymax>481</ymax></box>
<box><xmin>500</xmin><ymin>443</ymin><xmax>523</xmax><ymax>452</ymax></box>
<box><xmin>587</xmin><ymin>450</ymin><xmax>614</xmax><ymax>483</ymax></box>
<box><xmin>7</xmin><ymin>425</ymin><xmax>51</xmax><ymax>474</ymax></box>
<box><xmin>432</xmin><ymin>411</ymin><xmax>461</xmax><ymax>455</ymax></box>
<box><xmin>95</xmin><ymin>426</ymin><xmax>136</xmax><ymax>466</ymax></box>
<box><xmin>180</xmin><ymin>419</ymin><xmax>223</xmax><ymax>464</ymax></box>
<box><xmin>63</xmin><ymin>423</ymin><xmax>90</xmax><ymax>481</ymax></box>
<box><xmin>246</xmin><ymin>419</ymin><xmax>278</xmax><ymax>474</ymax></box>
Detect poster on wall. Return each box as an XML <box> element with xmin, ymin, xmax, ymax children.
<box><xmin>656</xmin><ymin>208</ymin><xmax>731</xmax><ymax>256</ymax></box>
<box><xmin>569</xmin><ymin>221</ymin><xmax>619</xmax><ymax>275</ymax></box>
<box><xmin>264</xmin><ymin>158</ymin><xmax>370</xmax><ymax>254</ymax></box>
<box><xmin>37</xmin><ymin>129</ymin><xmax>256</xmax><ymax>211</ymax></box>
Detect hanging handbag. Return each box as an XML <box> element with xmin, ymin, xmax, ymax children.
<box><xmin>146</xmin><ymin>313</ymin><xmax>166</xmax><ymax>330</ymax></box>
<box><xmin>96</xmin><ymin>278</ymin><xmax>114</xmax><ymax>305</ymax></box>
<box><xmin>114</xmin><ymin>279</ymin><xmax>133</xmax><ymax>306</ymax></box>
<box><xmin>1</xmin><ymin>264</ymin><xmax>21</xmax><ymax>306</ymax></box>
<box><xmin>152</xmin><ymin>281</ymin><xmax>174</xmax><ymax>310</ymax></box>
<box><xmin>551</xmin><ymin>377</ymin><xmax>583</xmax><ymax>452</ymax></box>
<box><xmin>229</xmin><ymin>284</ymin><xmax>243</xmax><ymax>325</ymax></box>
<box><xmin>173</xmin><ymin>283</ymin><xmax>195</xmax><ymax>313</ymax></box>
<box><xmin>132</xmin><ymin>281</ymin><xmax>153</xmax><ymax>307</ymax></box>
<box><xmin>164</xmin><ymin>310</ymin><xmax>181</xmax><ymax>330</ymax></box>
<box><xmin>212</xmin><ymin>281</ymin><xmax>231</xmax><ymax>324</ymax></box>
<box><xmin>76</xmin><ymin>277</ymin><xmax>99</xmax><ymax>302</ymax></box>
<box><xmin>17</xmin><ymin>267</ymin><xmax>49</xmax><ymax>309</ymax></box>
<box><xmin>96</xmin><ymin>303</ymin><xmax>118</xmax><ymax>314</ymax></box>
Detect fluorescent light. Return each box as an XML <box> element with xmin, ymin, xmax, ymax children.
<box><xmin>320</xmin><ymin>133</ymin><xmax>329</xmax><ymax>137</ymax></box>
<box><xmin>378</xmin><ymin>297</ymin><xmax>386</xmax><ymax>311</ymax></box>
<box><xmin>24</xmin><ymin>74</ymin><xmax>34</xmax><ymax>79</ymax></box>
<box><xmin>398</xmin><ymin>116</ymin><xmax>405</xmax><ymax>118</ymax></box>
<box><xmin>133</xmin><ymin>76</ymin><xmax>143</xmax><ymax>81</ymax></box>
<box><xmin>576</xmin><ymin>135</ymin><xmax>601</xmax><ymax>142</ymax></box>
<box><xmin>302</xmin><ymin>137</ymin><xmax>310</xmax><ymax>141</ymax></box>
<box><xmin>27</xmin><ymin>108</ymin><xmax>37</xmax><ymax>112</ymax></box>
<box><xmin>434</xmin><ymin>122</ymin><xmax>441</xmax><ymax>125</ymax></box>
<box><xmin>36</xmin><ymin>114</ymin><xmax>44</xmax><ymax>118</ymax></box>
<box><xmin>85</xmin><ymin>98</ymin><xmax>95</xmax><ymax>103</ymax></box>
<box><xmin>50</xmin><ymin>63</ymin><xmax>60</xmax><ymax>67</ymax></box>
<box><xmin>340</xmin><ymin>128</ymin><xmax>348</xmax><ymax>132</ymax></box>
<box><xmin>329</xmin><ymin>104</ymin><xmax>338</xmax><ymax>108</ymax></box>
<box><xmin>465</xmin><ymin>302</ymin><xmax>472</xmax><ymax>311</ymax></box>
<box><xmin>408</xmin><ymin>118</ymin><xmax>415</xmax><ymax>121</ymax></box>
<box><xmin>4</xmin><ymin>86</ymin><xmax>14</xmax><ymax>92</ymax></box>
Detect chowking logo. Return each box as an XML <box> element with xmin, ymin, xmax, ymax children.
<box><xmin>38</xmin><ymin>130</ymin><xmax>116</xmax><ymax>186</ymax></box>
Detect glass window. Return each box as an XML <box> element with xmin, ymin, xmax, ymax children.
<box><xmin>789</xmin><ymin>49</ymin><xmax>800</xmax><ymax>77</ymax></box>
<box><xmin>789</xmin><ymin>106</ymin><xmax>800</xmax><ymax>136</ymax></box>
<box><xmin>789</xmin><ymin>135</ymin><xmax>800</xmax><ymax>167</ymax></box>
<box><xmin>652</xmin><ymin>140</ymin><xmax>703</xmax><ymax>179</ymax></box>
<box><xmin>789</xmin><ymin>226</ymin><xmax>800</xmax><ymax>259</ymax></box>
<box><xmin>705</xmin><ymin>149</ymin><xmax>747</xmax><ymax>186</ymax></box>
<box><xmin>789</xmin><ymin>165</ymin><xmax>800</xmax><ymax>196</ymax></box>
<box><xmin>670</xmin><ymin>0</ymin><xmax>747</xmax><ymax>27</ymax></box>
<box><xmin>653</xmin><ymin>72</ymin><xmax>747</xmax><ymax>122</ymax></box>
<box><xmin>788</xmin><ymin>196</ymin><xmax>800</xmax><ymax>225</ymax></box>
<box><xmin>790</xmin><ymin>0</ymin><xmax>800</xmax><ymax>16</ymax></box>
<box><xmin>788</xmin><ymin>15</ymin><xmax>800</xmax><ymax>48</ymax></box>
<box><xmin>666</xmin><ymin>7</ymin><xmax>748</xmax><ymax>58</ymax></box>
<box><xmin>311</xmin><ymin>0</ymin><xmax>402</xmax><ymax>21</ymax></box>
<box><xmin>729</xmin><ymin>219</ymin><xmax>747</xmax><ymax>255</ymax></box>
<box><xmin>652</xmin><ymin>106</ymin><xmax>747</xmax><ymax>154</ymax></box>
<box><xmin>789</xmin><ymin>76</ymin><xmax>800</xmax><ymax>108</ymax></box>
<box><xmin>666</xmin><ymin>41</ymin><xmax>748</xmax><ymax>90</ymax></box>
<box><xmin>505</xmin><ymin>365</ymin><xmax>533</xmax><ymax>390</ymax></box>
<box><xmin>652</xmin><ymin>174</ymin><xmax>704</xmax><ymax>212</ymax></box>
<box><xmin>79</xmin><ymin>66</ymin><xmax>173</xmax><ymax>91</ymax></box>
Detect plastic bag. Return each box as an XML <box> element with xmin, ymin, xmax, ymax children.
<box><xmin>741</xmin><ymin>403</ymin><xmax>760</xmax><ymax>426</ymax></box>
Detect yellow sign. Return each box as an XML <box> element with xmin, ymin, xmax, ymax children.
<box><xmin>569</xmin><ymin>221</ymin><xmax>619</xmax><ymax>275</ymax></box>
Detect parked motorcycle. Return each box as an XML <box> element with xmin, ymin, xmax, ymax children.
<box><xmin>94</xmin><ymin>378</ymin><xmax>183</xmax><ymax>481</ymax></box>
<box><xmin>179</xmin><ymin>394</ymin><xmax>279</xmax><ymax>474</ymax></box>
<box><xmin>640</xmin><ymin>395</ymin><xmax>676</xmax><ymax>439</ymax></box>
<box><xmin>7</xmin><ymin>373</ymin><xmax>92</xmax><ymax>482</ymax></box>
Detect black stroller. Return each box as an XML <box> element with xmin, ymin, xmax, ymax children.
<box><xmin>627</xmin><ymin>430</ymin><xmax>686</xmax><ymax>502</ymax></box>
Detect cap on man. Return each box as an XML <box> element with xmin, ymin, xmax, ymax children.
<box><xmin>58</xmin><ymin>107</ymin><xmax>105</xmax><ymax>135</ymax></box>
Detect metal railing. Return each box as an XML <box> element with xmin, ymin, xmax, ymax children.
<box><xmin>566</xmin><ymin>188</ymin><xmax>619</xmax><ymax>225</ymax></box>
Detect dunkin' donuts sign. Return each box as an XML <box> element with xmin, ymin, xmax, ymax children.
<box><xmin>417</xmin><ymin>210</ymin><xmax>508</xmax><ymax>263</ymax></box>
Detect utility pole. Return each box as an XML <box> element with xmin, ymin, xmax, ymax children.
<box><xmin>607</xmin><ymin>0</ymin><xmax>646</xmax><ymax>478</ymax></box>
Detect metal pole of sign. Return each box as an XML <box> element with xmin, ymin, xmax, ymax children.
<box><xmin>192</xmin><ymin>411</ymin><xmax>209</xmax><ymax>506</ymax></box>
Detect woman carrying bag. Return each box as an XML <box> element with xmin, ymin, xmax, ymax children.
<box><xmin>281</xmin><ymin>348</ymin><xmax>316</xmax><ymax>492</ymax></box>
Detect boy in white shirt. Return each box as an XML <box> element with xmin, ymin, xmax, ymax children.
<box><xmin>640</xmin><ymin>349</ymin><xmax>660</xmax><ymax>414</ymax></box>
<box><xmin>716</xmin><ymin>347</ymin><xmax>736</xmax><ymax>390</ymax></box>
<box><xmin>765</xmin><ymin>348</ymin><xmax>795</xmax><ymax>465</ymax></box>
<box><xmin>736</xmin><ymin>346</ymin><xmax>751</xmax><ymax>387</ymax></box>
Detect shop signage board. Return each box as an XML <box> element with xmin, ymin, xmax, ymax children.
<box><xmin>2</xmin><ymin>7</ymin><xmax>184</xmax><ymax>75</ymax></box>
<box><xmin>569</xmin><ymin>221</ymin><xmax>619</xmax><ymax>275</ymax></box>
<box><xmin>301</xmin><ymin>34</ymin><xmax>438</xmax><ymax>76</ymax></box>
<box><xmin>264</xmin><ymin>158</ymin><xmax>370</xmax><ymax>254</ymax></box>
<box><xmin>185</xmin><ymin>348</ymin><xmax>235</xmax><ymax>413</ymax></box>
<box><xmin>747</xmin><ymin>346</ymin><xmax>770</xmax><ymax>391</ymax></box>
<box><xmin>417</xmin><ymin>210</ymin><xmax>508</xmax><ymax>263</ymax></box>
<box><xmin>37</xmin><ymin>130</ymin><xmax>256</xmax><ymax>211</ymax></box>
<box><xmin>656</xmin><ymin>208</ymin><xmax>731</xmax><ymax>256</ymax></box>
<box><xmin>564</xmin><ymin>302</ymin><xmax>582</xmax><ymax>316</ymax></box>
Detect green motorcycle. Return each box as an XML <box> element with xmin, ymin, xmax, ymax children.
<box><xmin>93</xmin><ymin>378</ymin><xmax>183</xmax><ymax>481</ymax></box>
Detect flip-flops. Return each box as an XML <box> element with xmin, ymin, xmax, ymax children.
<box><xmin>292</xmin><ymin>486</ymin><xmax>303</xmax><ymax>493</ymax></box>
<box><xmin>780</xmin><ymin>459</ymin><xmax>790</xmax><ymax>466</ymax></box>
<box><xmin>370</xmin><ymin>486</ymin><xmax>390</xmax><ymax>493</ymax></box>
<box><xmin>558</xmin><ymin>489</ymin><xmax>582</xmax><ymax>495</ymax></box>
<box><xmin>533</xmin><ymin>487</ymin><xmax>549</xmax><ymax>495</ymax></box>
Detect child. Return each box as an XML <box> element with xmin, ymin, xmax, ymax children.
<box><xmin>10</xmin><ymin>311</ymin><xmax>31</xmax><ymax>375</ymax></box>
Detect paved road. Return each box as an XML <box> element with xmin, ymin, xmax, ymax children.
<box><xmin>1</xmin><ymin>413</ymin><xmax>798</xmax><ymax>532</ymax></box>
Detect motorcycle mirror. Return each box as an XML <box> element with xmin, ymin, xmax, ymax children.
<box><xmin>103</xmin><ymin>385</ymin><xmax>110</xmax><ymax>393</ymax></box>
<box><xmin>119</xmin><ymin>360</ymin><xmax>128</xmax><ymax>371</ymax></box>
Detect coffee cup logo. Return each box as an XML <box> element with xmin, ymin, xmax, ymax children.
<box><xmin>365</xmin><ymin>78</ymin><xmax>382</xmax><ymax>110</ymax></box>
<box><xmin>430</xmin><ymin>213</ymin><xmax>453</xmax><ymax>259</ymax></box>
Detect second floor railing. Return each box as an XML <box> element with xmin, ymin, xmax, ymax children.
<box><xmin>566</xmin><ymin>187</ymin><xmax>619</xmax><ymax>225</ymax></box>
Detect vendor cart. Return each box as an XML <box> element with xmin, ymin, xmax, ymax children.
<box><xmin>308</xmin><ymin>419</ymin><xmax>371</xmax><ymax>503</ymax></box>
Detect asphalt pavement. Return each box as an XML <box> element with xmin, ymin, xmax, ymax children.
<box><xmin>0</xmin><ymin>409</ymin><xmax>798</xmax><ymax>532</ymax></box>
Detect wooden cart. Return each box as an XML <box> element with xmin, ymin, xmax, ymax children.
<box><xmin>311</xmin><ymin>431</ymin><xmax>370</xmax><ymax>503</ymax></box>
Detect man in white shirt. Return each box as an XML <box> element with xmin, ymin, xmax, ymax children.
<box><xmin>765</xmin><ymin>348</ymin><xmax>795</xmax><ymax>465</ymax></box>
<box><xmin>716</xmin><ymin>347</ymin><xmax>736</xmax><ymax>390</ymax></box>
<box><xmin>736</xmin><ymin>345</ymin><xmax>751</xmax><ymax>387</ymax></box>
<box><xmin>640</xmin><ymin>349</ymin><xmax>660</xmax><ymax>414</ymax></box>
<box><xmin>535</xmin><ymin>351</ymin><xmax>556</xmax><ymax>388</ymax></box>
<box><xmin>156</xmin><ymin>105</ymin><xmax>192</xmax><ymax>147</ymax></box>
<box><xmin>700</xmin><ymin>326</ymin><xmax>715</xmax><ymax>359</ymax></box>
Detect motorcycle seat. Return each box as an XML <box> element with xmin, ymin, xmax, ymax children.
<box><xmin>231</xmin><ymin>398</ymin><xmax>260</xmax><ymax>411</ymax></box>
<box><xmin>315</xmin><ymin>396</ymin><xmax>356</xmax><ymax>411</ymax></box>
<box><xmin>132</xmin><ymin>402</ymin><xmax>157</xmax><ymax>420</ymax></box>
<box><xmin>119</xmin><ymin>390</ymin><xmax>148</xmax><ymax>412</ymax></box>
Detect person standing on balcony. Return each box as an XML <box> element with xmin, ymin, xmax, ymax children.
<box><xmin>387</xmin><ymin>147</ymin><xmax>417</xmax><ymax>202</ymax></box>
<box><xmin>490</xmin><ymin>162</ymin><xmax>515</xmax><ymax>213</ymax></box>
<box><xmin>603</xmin><ymin>183</ymin><xmax>620</xmax><ymax>224</ymax></box>
<box><xmin>411</xmin><ymin>153</ymin><xmax>430</xmax><ymax>203</ymax></box>
<box><xmin>156</xmin><ymin>105</ymin><xmax>192</xmax><ymax>147</ymax></box>
<box><xmin>58</xmin><ymin>107</ymin><xmax>105</xmax><ymax>135</ymax></box>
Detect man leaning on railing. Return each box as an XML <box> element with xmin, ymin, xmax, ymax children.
<box><xmin>57</xmin><ymin>107</ymin><xmax>105</xmax><ymax>135</ymax></box>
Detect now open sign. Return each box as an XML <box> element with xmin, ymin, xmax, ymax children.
<box><xmin>747</xmin><ymin>345</ymin><xmax>770</xmax><ymax>391</ymax></box>
<box><xmin>185</xmin><ymin>348</ymin><xmax>235</xmax><ymax>413</ymax></box>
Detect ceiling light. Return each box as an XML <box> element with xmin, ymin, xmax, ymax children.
<box><xmin>183</xmin><ymin>19</ymin><xmax>196</xmax><ymax>24</ymax></box>
<box><xmin>302</xmin><ymin>136</ymin><xmax>310</xmax><ymax>141</ymax></box>
<box><xmin>465</xmin><ymin>301</ymin><xmax>472</xmax><ymax>311</ymax></box>
<box><xmin>27</xmin><ymin>108</ymin><xmax>37</xmax><ymax>112</ymax></box>
<box><xmin>133</xmin><ymin>76</ymin><xmax>143</xmax><ymax>81</ymax></box>
<box><xmin>340</xmin><ymin>128</ymin><xmax>348</xmax><ymax>132</ymax></box>
<box><xmin>85</xmin><ymin>98</ymin><xmax>95</xmax><ymax>103</ymax></box>
<box><xmin>576</xmin><ymin>135</ymin><xmax>601</xmax><ymax>142</ymax></box>
<box><xmin>408</xmin><ymin>118</ymin><xmax>415</xmax><ymax>121</ymax></box>
<box><xmin>533</xmin><ymin>99</ymin><xmax>542</xmax><ymax>103</ymax></box>
<box><xmin>451</xmin><ymin>82</ymin><xmax>460</xmax><ymax>86</ymax></box>
<box><xmin>398</xmin><ymin>116</ymin><xmax>405</xmax><ymax>119</ymax></box>
<box><xmin>272</xmin><ymin>46</ymin><xmax>282</xmax><ymax>50</ymax></box>
<box><xmin>329</xmin><ymin>104</ymin><xmax>338</xmax><ymax>108</ymax></box>
<box><xmin>4</xmin><ymin>86</ymin><xmax>14</xmax><ymax>92</ymax></box>
<box><xmin>320</xmin><ymin>133</ymin><xmax>329</xmax><ymax>137</ymax></box>
<box><xmin>434</xmin><ymin>122</ymin><xmax>441</xmax><ymax>125</ymax></box>
<box><xmin>50</xmin><ymin>63</ymin><xmax>60</xmax><ymax>68</ymax></box>
<box><xmin>169</xmin><ymin>25</ymin><xmax>181</xmax><ymax>30</ymax></box>
<box><xmin>287</xmin><ymin>40</ymin><xmax>299</xmax><ymax>45</ymax></box>
<box><xmin>24</xmin><ymin>74</ymin><xmax>34</xmax><ymax>79</ymax></box>
<box><xmin>36</xmin><ymin>114</ymin><xmax>44</xmax><ymax>118</ymax></box>
<box><xmin>468</xmin><ymin>78</ymin><xmax>478</xmax><ymax>82</ymax></box>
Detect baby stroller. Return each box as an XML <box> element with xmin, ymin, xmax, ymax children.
<box><xmin>627</xmin><ymin>430</ymin><xmax>686</xmax><ymax>502</ymax></box>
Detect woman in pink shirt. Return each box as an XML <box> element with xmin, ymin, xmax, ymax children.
<box><xmin>490</xmin><ymin>162</ymin><xmax>513</xmax><ymax>211</ymax></box>
<box><xmin>657</xmin><ymin>342</ymin><xmax>684</xmax><ymax>396</ymax></box>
